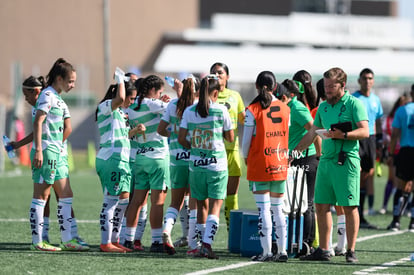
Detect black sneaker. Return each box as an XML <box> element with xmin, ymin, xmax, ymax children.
<box><xmin>274</xmin><ymin>252</ymin><xmax>288</xmax><ymax>262</ymax></box>
<box><xmin>150</xmin><ymin>241</ymin><xmax>164</xmax><ymax>253</ymax></box>
<box><xmin>197</xmin><ymin>242</ymin><xmax>218</xmax><ymax>259</ymax></box>
<box><xmin>345</xmin><ymin>249</ymin><xmax>358</xmax><ymax>263</ymax></box>
<box><xmin>300</xmin><ymin>247</ymin><xmax>331</xmax><ymax>261</ymax></box>
<box><xmin>359</xmin><ymin>219</ymin><xmax>379</xmax><ymax>229</ymax></box>
<box><xmin>386</xmin><ymin>221</ymin><xmax>400</xmax><ymax>231</ymax></box>
<box><xmin>251</xmin><ymin>253</ymin><xmax>273</xmax><ymax>262</ymax></box>
<box><xmin>123</xmin><ymin>240</ymin><xmax>134</xmax><ymax>250</ymax></box>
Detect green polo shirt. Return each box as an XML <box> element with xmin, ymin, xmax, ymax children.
<box><xmin>314</xmin><ymin>91</ymin><xmax>368</xmax><ymax>160</ymax></box>
<box><xmin>287</xmin><ymin>97</ymin><xmax>316</xmax><ymax>158</ymax></box>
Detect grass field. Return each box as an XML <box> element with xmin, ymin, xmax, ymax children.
<box><xmin>0</xmin><ymin>152</ymin><xmax>413</xmax><ymax>275</ymax></box>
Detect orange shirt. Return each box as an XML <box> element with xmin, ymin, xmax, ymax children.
<box><xmin>246</xmin><ymin>100</ymin><xmax>290</xmax><ymax>181</ymax></box>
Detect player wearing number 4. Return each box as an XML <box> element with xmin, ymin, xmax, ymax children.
<box><xmin>242</xmin><ymin>71</ymin><xmax>290</xmax><ymax>262</ymax></box>
<box><xmin>29</xmin><ymin>58</ymin><xmax>88</xmax><ymax>252</ymax></box>
<box><xmin>178</xmin><ymin>76</ymin><xmax>234</xmax><ymax>259</ymax></box>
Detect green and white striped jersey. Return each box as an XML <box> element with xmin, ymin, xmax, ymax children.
<box><xmin>180</xmin><ymin>102</ymin><xmax>233</xmax><ymax>172</ymax></box>
<box><xmin>32</xmin><ymin>87</ymin><xmax>65</xmax><ymax>153</ymax></box>
<box><xmin>161</xmin><ymin>98</ymin><xmax>190</xmax><ymax>166</ymax></box>
<box><xmin>96</xmin><ymin>99</ymin><xmax>131</xmax><ymax>162</ymax></box>
<box><xmin>126</xmin><ymin>97</ymin><xmax>169</xmax><ymax>160</ymax></box>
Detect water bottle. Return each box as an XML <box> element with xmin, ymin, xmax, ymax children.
<box><xmin>3</xmin><ymin>135</ymin><xmax>16</xmax><ymax>159</ymax></box>
<box><xmin>411</xmin><ymin>253</ymin><xmax>414</xmax><ymax>261</ymax></box>
<box><xmin>165</xmin><ymin>76</ymin><xmax>175</xmax><ymax>87</ymax></box>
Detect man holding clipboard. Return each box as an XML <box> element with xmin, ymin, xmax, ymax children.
<box><xmin>294</xmin><ymin>67</ymin><xmax>369</xmax><ymax>263</ymax></box>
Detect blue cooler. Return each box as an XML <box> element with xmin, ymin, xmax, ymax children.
<box><xmin>239</xmin><ymin>212</ymin><xmax>262</xmax><ymax>257</ymax></box>
<box><xmin>228</xmin><ymin>210</ymin><xmax>244</xmax><ymax>253</ymax></box>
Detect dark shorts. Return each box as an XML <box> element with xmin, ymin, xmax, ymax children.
<box><xmin>395</xmin><ymin>147</ymin><xmax>414</xmax><ymax>182</ymax></box>
<box><xmin>359</xmin><ymin>135</ymin><xmax>376</xmax><ymax>172</ymax></box>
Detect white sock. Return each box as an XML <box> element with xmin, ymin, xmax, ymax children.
<box><xmin>125</xmin><ymin>227</ymin><xmax>136</xmax><ymax>242</ymax></box>
<box><xmin>99</xmin><ymin>195</ymin><xmax>118</xmax><ymax>245</ymax></box>
<box><xmin>42</xmin><ymin>217</ymin><xmax>50</xmax><ymax>242</ymax></box>
<box><xmin>271</xmin><ymin>197</ymin><xmax>287</xmax><ymax>254</ymax></box>
<box><xmin>119</xmin><ymin>218</ymin><xmax>127</xmax><ymax>244</ymax></box>
<box><xmin>111</xmin><ymin>198</ymin><xmax>129</xmax><ymax>244</ymax></box>
<box><xmin>58</xmin><ymin>198</ymin><xmax>73</xmax><ymax>242</ymax></box>
<box><xmin>188</xmin><ymin>209</ymin><xmax>198</xmax><ymax>249</ymax></box>
<box><xmin>336</xmin><ymin>215</ymin><xmax>347</xmax><ymax>250</ymax></box>
<box><xmin>179</xmin><ymin>196</ymin><xmax>190</xmax><ymax>238</ymax></box>
<box><xmin>152</xmin><ymin>227</ymin><xmax>162</xmax><ymax>243</ymax></box>
<box><xmin>135</xmin><ymin>204</ymin><xmax>148</xmax><ymax>240</ymax></box>
<box><xmin>329</xmin><ymin>220</ymin><xmax>333</xmax><ymax>250</ymax></box>
<box><xmin>163</xmin><ymin>207</ymin><xmax>179</xmax><ymax>235</ymax></box>
<box><xmin>29</xmin><ymin>198</ymin><xmax>46</xmax><ymax>244</ymax></box>
<box><xmin>196</xmin><ymin>223</ymin><xmax>206</xmax><ymax>244</ymax></box>
<box><xmin>203</xmin><ymin>215</ymin><xmax>219</xmax><ymax>245</ymax></box>
<box><xmin>71</xmin><ymin>218</ymin><xmax>79</xmax><ymax>239</ymax></box>
<box><xmin>255</xmin><ymin>193</ymin><xmax>272</xmax><ymax>256</ymax></box>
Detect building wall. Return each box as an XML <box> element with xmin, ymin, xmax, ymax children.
<box><xmin>0</xmin><ymin>0</ymin><xmax>198</xmax><ymax>108</ymax></box>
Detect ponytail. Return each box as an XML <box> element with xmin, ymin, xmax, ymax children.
<box><xmin>196</xmin><ymin>76</ymin><xmax>219</xmax><ymax>118</ymax></box>
<box><xmin>250</xmin><ymin>71</ymin><xmax>275</xmax><ymax>109</ymax></box>
<box><xmin>176</xmin><ymin>76</ymin><xmax>199</xmax><ymax>119</ymax></box>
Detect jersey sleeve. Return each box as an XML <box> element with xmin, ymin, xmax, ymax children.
<box><xmin>236</xmin><ymin>92</ymin><xmax>245</xmax><ymax>114</ymax></box>
<box><xmin>391</xmin><ymin>107</ymin><xmax>403</xmax><ymax>129</ymax></box>
<box><xmin>98</xmin><ymin>100</ymin><xmax>113</xmax><ymax>116</ymax></box>
<box><xmin>244</xmin><ymin>109</ymin><xmax>255</xmax><ymax>127</ymax></box>
<box><xmin>353</xmin><ymin>98</ymin><xmax>369</xmax><ymax>123</ymax></box>
<box><xmin>148</xmin><ymin>98</ymin><xmax>168</xmax><ymax>114</ymax></box>
<box><xmin>62</xmin><ymin>101</ymin><xmax>71</xmax><ymax>119</ymax></box>
<box><xmin>36</xmin><ymin>91</ymin><xmax>53</xmax><ymax>114</ymax></box>
<box><xmin>222</xmin><ymin>107</ymin><xmax>233</xmax><ymax>131</ymax></box>
<box><xmin>180</xmin><ymin>109</ymin><xmax>189</xmax><ymax>129</ymax></box>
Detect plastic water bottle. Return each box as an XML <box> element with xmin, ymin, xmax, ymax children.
<box><xmin>165</xmin><ymin>76</ymin><xmax>175</xmax><ymax>87</ymax></box>
<box><xmin>3</xmin><ymin>135</ymin><xmax>16</xmax><ymax>159</ymax></box>
<box><xmin>411</xmin><ymin>253</ymin><xmax>414</xmax><ymax>261</ymax></box>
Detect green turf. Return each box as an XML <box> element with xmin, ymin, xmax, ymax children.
<box><xmin>0</xmin><ymin>156</ymin><xmax>413</xmax><ymax>275</ymax></box>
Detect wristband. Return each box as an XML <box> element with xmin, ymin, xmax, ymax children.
<box><xmin>344</xmin><ymin>132</ymin><xmax>348</xmax><ymax>139</ymax></box>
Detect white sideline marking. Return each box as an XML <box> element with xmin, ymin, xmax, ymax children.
<box><xmin>185</xmin><ymin>230</ymin><xmax>410</xmax><ymax>275</ymax></box>
<box><xmin>352</xmin><ymin>257</ymin><xmax>410</xmax><ymax>275</ymax></box>
<box><xmin>185</xmin><ymin>262</ymin><xmax>260</xmax><ymax>275</ymax></box>
<box><xmin>0</xmin><ymin>218</ymin><xmax>97</xmax><ymax>223</ymax></box>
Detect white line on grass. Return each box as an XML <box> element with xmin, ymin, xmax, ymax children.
<box><xmin>352</xmin><ymin>256</ymin><xmax>411</xmax><ymax>275</ymax></box>
<box><xmin>184</xmin><ymin>230</ymin><xmax>409</xmax><ymax>275</ymax></box>
<box><xmin>185</xmin><ymin>262</ymin><xmax>261</xmax><ymax>275</ymax></box>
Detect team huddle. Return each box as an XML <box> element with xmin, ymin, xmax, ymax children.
<box><xmin>10</xmin><ymin>58</ymin><xmax>414</xmax><ymax>264</ymax></box>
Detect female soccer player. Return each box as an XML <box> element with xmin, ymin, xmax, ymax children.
<box><xmin>242</xmin><ymin>71</ymin><xmax>290</xmax><ymax>262</ymax></box>
<box><xmin>178</xmin><ymin>75</ymin><xmax>234</xmax><ymax>259</ymax></box>
<box><xmin>95</xmin><ymin>68</ymin><xmax>139</xmax><ymax>252</ymax></box>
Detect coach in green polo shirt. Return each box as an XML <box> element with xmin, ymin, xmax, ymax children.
<box><xmin>295</xmin><ymin>67</ymin><xmax>369</xmax><ymax>263</ymax></box>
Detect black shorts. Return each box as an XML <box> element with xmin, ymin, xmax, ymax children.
<box><xmin>359</xmin><ymin>135</ymin><xmax>376</xmax><ymax>172</ymax></box>
<box><xmin>395</xmin><ymin>146</ymin><xmax>414</xmax><ymax>182</ymax></box>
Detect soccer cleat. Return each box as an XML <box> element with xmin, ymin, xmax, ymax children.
<box><xmin>368</xmin><ymin>208</ymin><xmax>376</xmax><ymax>216</ymax></box>
<box><xmin>334</xmin><ymin>246</ymin><xmax>347</xmax><ymax>256</ymax></box>
<box><xmin>197</xmin><ymin>242</ymin><xmax>218</xmax><ymax>259</ymax></box>
<box><xmin>378</xmin><ymin>208</ymin><xmax>387</xmax><ymax>215</ymax></box>
<box><xmin>113</xmin><ymin>242</ymin><xmax>133</xmax><ymax>252</ymax></box>
<box><xmin>150</xmin><ymin>241</ymin><xmax>164</xmax><ymax>253</ymax></box>
<box><xmin>60</xmin><ymin>239</ymin><xmax>89</xmax><ymax>251</ymax></box>
<box><xmin>100</xmin><ymin>243</ymin><xmax>126</xmax><ymax>253</ymax></box>
<box><xmin>251</xmin><ymin>253</ymin><xmax>273</xmax><ymax>262</ymax></box>
<box><xmin>186</xmin><ymin>248</ymin><xmax>200</xmax><ymax>256</ymax></box>
<box><xmin>74</xmin><ymin>236</ymin><xmax>89</xmax><ymax>246</ymax></box>
<box><xmin>300</xmin><ymin>247</ymin><xmax>331</xmax><ymax>261</ymax></box>
<box><xmin>162</xmin><ymin>232</ymin><xmax>176</xmax><ymax>255</ymax></box>
<box><xmin>329</xmin><ymin>248</ymin><xmax>335</xmax><ymax>257</ymax></box>
<box><xmin>345</xmin><ymin>249</ymin><xmax>358</xmax><ymax>263</ymax></box>
<box><xmin>173</xmin><ymin>236</ymin><xmax>189</xmax><ymax>247</ymax></box>
<box><xmin>134</xmin><ymin>240</ymin><xmax>144</xmax><ymax>251</ymax></box>
<box><xmin>273</xmin><ymin>252</ymin><xmax>288</xmax><ymax>262</ymax></box>
<box><xmin>31</xmin><ymin>241</ymin><xmax>62</xmax><ymax>252</ymax></box>
<box><xmin>386</xmin><ymin>221</ymin><xmax>400</xmax><ymax>231</ymax></box>
<box><xmin>359</xmin><ymin>219</ymin><xmax>379</xmax><ymax>230</ymax></box>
